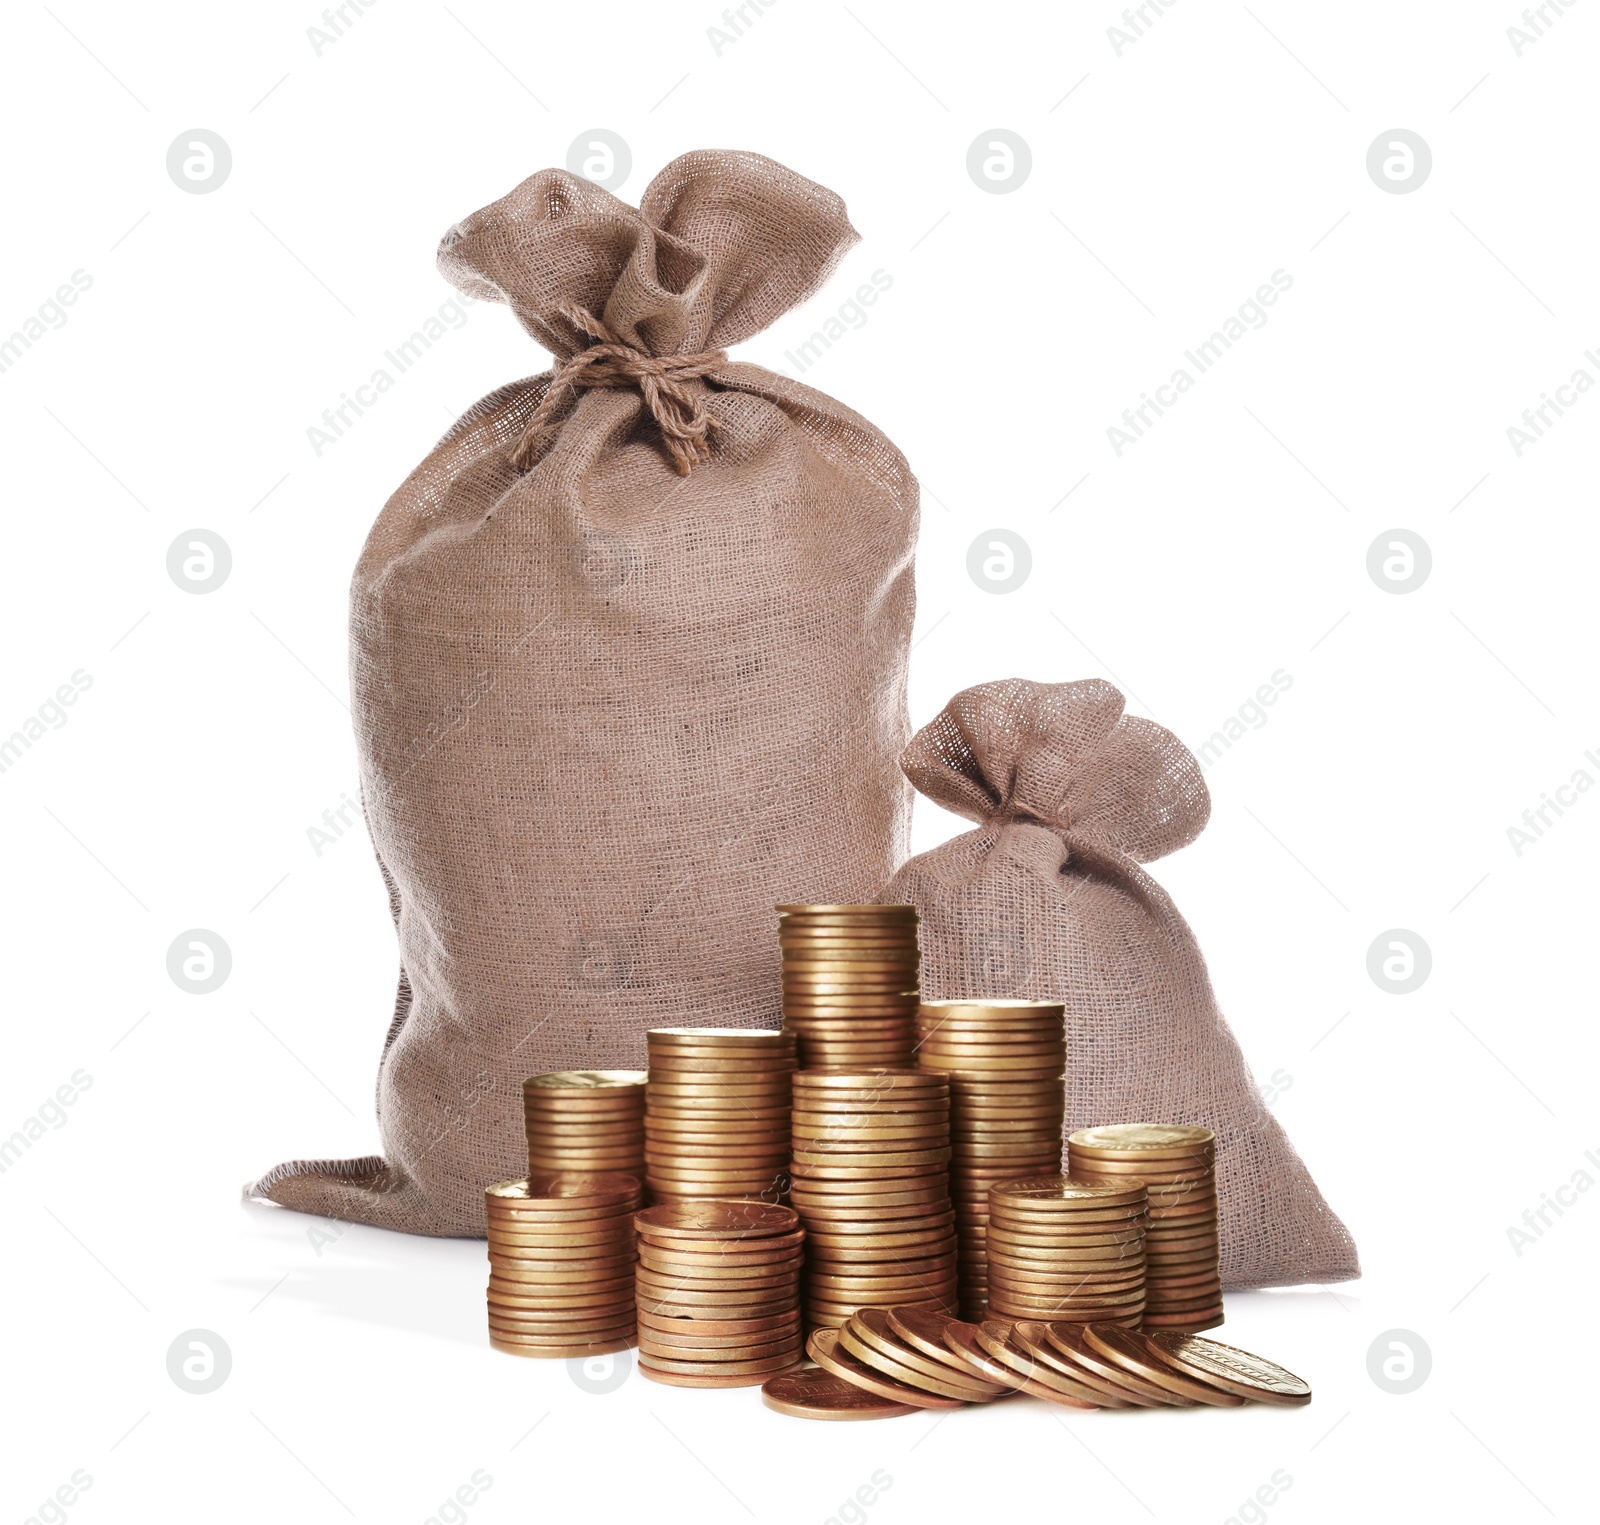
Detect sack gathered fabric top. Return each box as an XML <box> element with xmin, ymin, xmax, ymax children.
<box><xmin>250</xmin><ymin>149</ymin><xmax>919</xmax><ymax>1237</ymax></box>
<box><xmin>883</xmin><ymin>677</ymin><xmax>1359</xmax><ymax>1290</ymax></box>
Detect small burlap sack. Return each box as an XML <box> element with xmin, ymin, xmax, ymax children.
<box><xmin>884</xmin><ymin>677</ymin><xmax>1358</xmax><ymax>1289</ymax></box>
<box><xmin>252</xmin><ymin>150</ymin><xmax>918</xmax><ymax>1236</ymax></box>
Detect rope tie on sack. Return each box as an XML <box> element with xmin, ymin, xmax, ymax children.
<box><xmin>510</xmin><ymin>303</ymin><xmax>728</xmax><ymax>476</ymax></box>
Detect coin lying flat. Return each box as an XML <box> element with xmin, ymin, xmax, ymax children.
<box><xmin>760</xmin><ymin>1367</ymin><xmax>919</xmax><ymax>1421</ymax></box>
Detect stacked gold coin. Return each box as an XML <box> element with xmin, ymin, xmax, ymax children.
<box><xmin>788</xmin><ymin>1069</ymin><xmax>959</xmax><ymax>1328</ymax></box>
<box><xmin>644</xmin><ymin>1028</ymin><xmax>794</xmax><ymax>1203</ymax></box>
<box><xmin>915</xmin><ymin>1000</ymin><xmax>1067</xmax><ymax>1319</ymax></box>
<box><xmin>634</xmin><ymin>1200</ymin><xmax>806</xmax><ymax>1387</ymax></box>
<box><xmin>1068</xmin><ymin>1123</ymin><xmax>1221</xmax><ymax>1330</ymax></box>
<box><xmin>985</xmin><ymin>1176</ymin><xmax>1147</xmax><ymax>1327</ymax></box>
<box><xmin>523</xmin><ymin>1070</ymin><xmax>646</xmax><ymax>1181</ymax></box>
<box><xmin>778</xmin><ymin>904</ymin><xmax>921</xmax><ymax>1070</ymax></box>
<box><xmin>484</xmin><ymin>1173</ymin><xmax>641</xmax><ymax>1357</ymax></box>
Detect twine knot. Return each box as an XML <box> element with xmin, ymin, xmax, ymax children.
<box><xmin>510</xmin><ymin>304</ymin><xmax>728</xmax><ymax>476</ymax></box>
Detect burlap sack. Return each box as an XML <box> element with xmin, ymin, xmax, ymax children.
<box><xmin>252</xmin><ymin>150</ymin><xmax>918</xmax><ymax>1236</ymax></box>
<box><xmin>884</xmin><ymin>677</ymin><xmax>1358</xmax><ymax>1289</ymax></box>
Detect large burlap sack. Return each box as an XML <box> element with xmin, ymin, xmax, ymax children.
<box><xmin>884</xmin><ymin>677</ymin><xmax>1358</xmax><ymax>1289</ymax></box>
<box><xmin>252</xmin><ymin>150</ymin><xmax>918</xmax><ymax>1236</ymax></box>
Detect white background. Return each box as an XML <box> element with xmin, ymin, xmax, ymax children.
<box><xmin>2</xmin><ymin>2</ymin><xmax>1595</xmax><ymax>1521</ymax></box>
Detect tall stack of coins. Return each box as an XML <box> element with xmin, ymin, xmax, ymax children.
<box><xmin>985</xmin><ymin>1176</ymin><xmax>1147</xmax><ymax>1327</ymax></box>
<box><xmin>1067</xmin><ymin>1124</ymin><xmax>1221</xmax><ymax>1330</ymax></box>
<box><xmin>523</xmin><ymin>1071</ymin><xmax>646</xmax><ymax>1182</ymax></box>
<box><xmin>644</xmin><ymin>1028</ymin><xmax>794</xmax><ymax>1204</ymax></box>
<box><xmin>778</xmin><ymin>905</ymin><xmax>921</xmax><ymax>1070</ymax></box>
<box><xmin>484</xmin><ymin>1174</ymin><xmax>640</xmax><ymax>1358</ymax></box>
<box><xmin>915</xmin><ymin>1000</ymin><xmax>1067</xmax><ymax>1319</ymax></box>
<box><xmin>788</xmin><ymin>1069</ymin><xmax>959</xmax><ymax>1329</ymax></box>
<box><xmin>634</xmin><ymin>1201</ymin><xmax>806</xmax><ymax>1387</ymax></box>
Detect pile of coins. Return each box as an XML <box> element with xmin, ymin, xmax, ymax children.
<box><xmin>779</xmin><ymin>905</ymin><xmax>921</xmax><ymax>1070</ymax></box>
<box><xmin>484</xmin><ymin>1174</ymin><xmax>640</xmax><ymax>1358</ymax></box>
<box><xmin>523</xmin><ymin>1070</ymin><xmax>646</xmax><ymax>1181</ymax></box>
<box><xmin>1068</xmin><ymin>1124</ymin><xmax>1221</xmax><ymax>1331</ymax></box>
<box><xmin>634</xmin><ymin>1201</ymin><xmax>805</xmax><ymax>1387</ymax></box>
<box><xmin>643</xmin><ymin>1028</ymin><xmax>794</xmax><ymax>1204</ymax></box>
<box><xmin>985</xmin><ymin>1176</ymin><xmax>1148</xmax><ymax>1327</ymax></box>
<box><xmin>916</xmin><ymin>1000</ymin><xmax>1067</xmax><ymax>1319</ymax></box>
<box><xmin>789</xmin><ymin>1069</ymin><xmax>959</xmax><ymax>1328</ymax></box>
<box><xmin>765</xmin><ymin>1307</ymin><xmax>1311</xmax><ymax>1417</ymax></box>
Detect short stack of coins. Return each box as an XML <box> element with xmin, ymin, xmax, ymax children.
<box><xmin>985</xmin><ymin>1176</ymin><xmax>1147</xmax><ymax>1328</ymax></box>
<box><xmin>778</xmin><ymin>904</ymin><xmax>921</xmax><ymax>1071</ymax></box>
<box><xmin>523</xmin><ymin>1070</ymin><xmax>646</xmax><ymax>1181</ymax></box>
<box><xmin>1068</xmin><ymin>1123</ymin><xmax>1221</xmax><ymax>1330</ymax></box>
<box><xmin>644</xmin><ymin>1028</ymin><xmax>794</xmax><ymax>1203</ymax></box>
<box><xmin>788</xmin><ymin>1068</ymin><xmax>959</xmax><ymax>1329</ymax></box>
<box><xmin>634</xmin><ymin>1201</ymin><xmax>806</xmax><ymax>1387</ymax></box>
<box><xmin>484</xmin><ymin>1173</ymin><xmax>641</xmax><ymax>1358</ymax></box>
<box><xmin>915</xmin><ymin>1000</ymin><xmax>1068</xmax><ymax>1319</ymax></box>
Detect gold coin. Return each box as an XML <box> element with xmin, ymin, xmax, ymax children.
<box><xmin>638</xmin><ymin>1362</ymin><xmax>801</xmax><ymax>1389</ymax></box>
<box><xmin>1068</xmin><ymin>1124</ymin><xmax>1214</xmax><ymax>1153</ymax></box>
<box><xmin>637</xmin><ymin>1241</ymin><xmax>806</xmax><ymax>1269</ymax></box>
<box><xmin>488</xmin><ymin>1265</ymin><xmax>636</xmax><ymax>1289</ymax></box>
<box><xmin>648</xmin><ymin>1026</ymin><xmax>792</xmax><ymax>1042</ymax></box>
<box><xmin>1080</xmin><ymin>1324</ymin><xmax>1246</xmax><ymax>1404</ymax></box>
<box><xmin>524</xmin><ymin>1070</ymin><xmax>647</xmax><ymax>1091</ymax></box>
<box><xmin>838</xmin><ymin>1318</ymin><xmax>1004</xmax><ymax>1402</ymax></box>
<box><xmin>486</xmin><ymin>1174</ymin><xmax>641</xmax><ymax>1209</ymax></box>
<box><xmin>1142</xmin><ymin>1309</ymin><xmax>1226</xmax><ymax>1330</ymax></box>
<box><xmin>1005</xmin><ymin>1321</ymin><xmax>1170</xmax><ymax>1407</ymax></box>
<box><xmin>988</xmin><ymin>1205</ymin><xmax>1144</xmax><ymax>1225</ymax></box>
<box><xmin>848</xmin><ymin>1310</ymin><xmax>1009</xmax><ymax>1397</ymax></box>
<box><xmin>990</xmin><ymin>1177</ymin><xmax>1147</xmax><ymax>1208</ymax></box>
<box><xmin>919</xmin><ymin>999</ymin><xmax>1063</xmax><ymax>1016</ymax></box>
<box><xmin>486</xmin><ymin>1201</ymin><xmax>640</xmax><ymax>1226</ymax></box>
<box><xmin>645</xmin><ymin>1110</ymin><xmax>792</xmax><ymax>1126</ymax></box>
<box><xmin>490</xmin><ymin>1333</ymin><xmax>636</xmax><ymax>1359</ymax></box>
<box><xmin>1037</xmin><ymin>1321</ymin><xmax>1194</xmax><ymax>1406</ymax></box>
<box><xmin>487</xmin><ymin>1228</ymin><xmax>636</xmax><ymax>1250</ymax></box>
<box><xmin>973</xmin><ymin>1322</ymin><xmax>1122</xmax><ymax>1406</ymax></box>
<box><xmin>760</xmin><ymin>1368</ymin><xmax>919</xmax><ymax>1421</ymax></box>
<box><xmin>487</xmin><ymin>1240</ymin><xmax>639</xmax><ymax>1263</ymax></box>
<box><xmin>804</xmin><ymin>1328</ymin><xmax>964</xmax><ymax>1409</ymax></box>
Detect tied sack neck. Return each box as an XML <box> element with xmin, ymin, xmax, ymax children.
<box><xmin>510</xmin><ymin>303</ymin><xmax>728</xmax><ymax>476</ymax></box>
<box><xmin>899</xmin><ymin>677</ymin><xmax>1211</xmax><ymax>864</ymax></box>
<box><xmin>435</xmin><ymin>149</ymin><xmax>862</xmax><ymax>479</ymax></box>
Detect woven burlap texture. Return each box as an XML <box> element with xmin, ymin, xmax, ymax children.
<box><xmin>884</xmin><ymin>677</ymin><xmax>1359</xmax><ymax>1289</ymax></box>
<box><xmin>251</xmin><ymin>150</ymin><xmax>919</xmax><ymax>1236</ymax></box>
